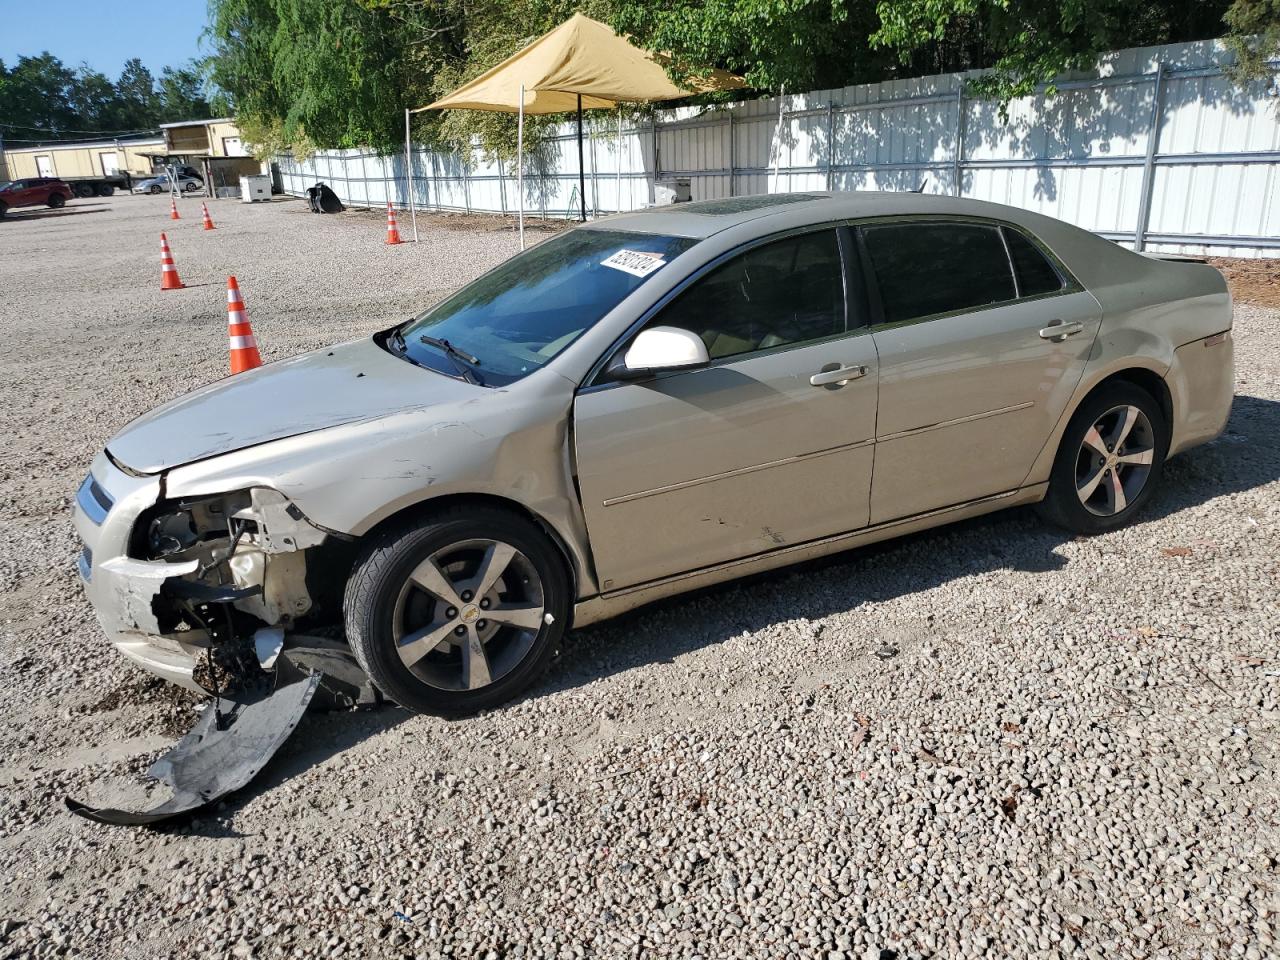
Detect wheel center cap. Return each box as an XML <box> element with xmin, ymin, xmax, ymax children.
<box><xmin>460</xmin><ymin>605</ymin><xmax>481</xmax><ymax>624</ymax></box>
<box><xmin>1107</xmin><ymin>454</ymin><xmax>1119</xmax><ymax>470</ymax></box>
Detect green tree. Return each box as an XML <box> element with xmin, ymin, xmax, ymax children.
<box><xmin>0</xmin><ymin>53</ymin><xmax>80</xmax><ymax>135</ymax></box>
<box><xmin>157</xmin><ymin>64</ymin><xmax>216</xmax><ymax>121</ymax></box>
<box><xmin>1225</xmin><ymin>0</ymin><xmax>1280</xmax><ymax>87</ymax></box>
<box><xmin>208</xmin><ymin>0</ymin><xmax>418</xmax><ymax>153</ymax></box>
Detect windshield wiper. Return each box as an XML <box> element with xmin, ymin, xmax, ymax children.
<box><xmin>419</xmin><ymin>334</ymin><xmax>484</xmax><ymax>385</ymax></box>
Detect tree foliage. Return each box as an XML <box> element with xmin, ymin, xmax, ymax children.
<box><xmin>202</xmin><ymin>0</ymin><xmax>1278</xmax><ymax>158</ymax></box>
<box><xmin>0</xmin><ymin>55</ymin><xmax>219</xmax><ymax>141</ymax></box>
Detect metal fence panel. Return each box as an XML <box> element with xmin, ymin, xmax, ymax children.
<box><xmin>276</xmin><ymin>37</ymin><xmax>1279</xmax><ymax>257</ymax></box>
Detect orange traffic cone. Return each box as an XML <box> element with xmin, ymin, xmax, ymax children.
<box><xmin>226</xmin><ymin>276</ymin><xmax>263</xmax><ymax>374</ymax></box>
<box><xmin>385</xmin><ymin>201</ymin><xmax>402</xmax><ymax>245</ymax></box>
<box><xmin>169</xmin><ymin>196</ymin><xmax>180</xmax><ymax>220</ymax></box>
<box><xmin>159</xmin><ymin>233</ymin><xmax>185</xmax><ymax>290</ymax></box>
<box><xmin>201</xmin><ymin>202</ymin><xmax>216</xmax><ymax>230</ymax></box>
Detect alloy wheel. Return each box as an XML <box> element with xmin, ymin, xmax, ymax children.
<box><xmin>1074</xmin><ymin>404</ymin><xmax>1155</xmax><ymax>517</ymax></box>
<box><xmin>391</xmin><ymin>538</ymin><xmax>546</xmax><ymax>691</ymax></box>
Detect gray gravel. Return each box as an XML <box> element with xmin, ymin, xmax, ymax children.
<box><xmin>1</xmin><ymin>193</ymin><xmax>1277</xmax><ymax>960</ymax></box>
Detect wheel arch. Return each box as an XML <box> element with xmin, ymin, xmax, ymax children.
<box><xmin>1025</xmin><ymin>361</ymin><xmax>1175</xmax><ymax>487</ymax></box>
<box><xmin>315</xmin><ymin>492</ymin><xmax>585</xmax><ymax>609</ymax></box>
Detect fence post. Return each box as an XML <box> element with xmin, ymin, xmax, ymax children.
<box><xmin>727</xmin><ymin>110</ymin><xmax>735</xmax><ymax>197</ymax></box>
<box><xmin>650</xmin><ymin>112</ymin><xmax>659</xmax><ymax>205</ymax></box>
<box><xmin>953</xmin><ymin>83</ymin><xmax>966</xmax><ymax>197</ymax></box>
<box><xmin>462</xmin><ymin>139</ymin><xmax>472</xmax><ymax>214</ymax></box>
<box><xmin>826</xmin><ymin>100</ymin><xmax>835</xmax><ymax>191</ymax></box>
<box><xmin>497</xmin><ymin>152</ymin><xmax>507</xmax><ymax>215</ymax></box>
<box><xmin>1134</xmin><ymin>61</ymin><xmax>1167</xmax><ymax>252</ymax></box>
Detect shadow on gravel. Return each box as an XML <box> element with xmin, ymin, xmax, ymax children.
<box><xmin>3</xmin><ymin>205</ymin><xmax>112</xmax><ymax>221</ymax></box>
<box><xmin>546</xmin><ymin>393</ymin><xmax>1280</xmax><ymax>693</ymax></box>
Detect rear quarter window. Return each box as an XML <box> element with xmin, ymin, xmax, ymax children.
<box><xmin>862</xmin><ymin>222</ymin><xmax>1016</xmax><ymax>325</ymax></box>
<box><xmin>1003</xmin><ymin>227</ymin><xmax>1066</xmax><ymax>297</ymax></box>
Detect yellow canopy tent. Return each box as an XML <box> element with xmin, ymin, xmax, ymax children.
<box><xmin>407</xmin><ymin>13</ymin><xmax>745</xmax><ymax>243</ymax></box>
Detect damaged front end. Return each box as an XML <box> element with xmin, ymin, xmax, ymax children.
<box><xmin>139</xmin><ymin>486</ymin><xmax>328</xmax><ymax>684</ymax></box>
<box><xmin>70</xmin><ymin>454</ymin><xmax>371</xmax><ymax>825</ymax></box>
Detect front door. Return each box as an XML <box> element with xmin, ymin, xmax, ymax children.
<box><xmin>574</xmin><ymin>228</ymin><xmax>879</xmax><ymax>591</ymax></box>
<box><xmin>860</xmin><ymin>219</ymin><xmax>1102</xmax><ymax>524</ymax></box>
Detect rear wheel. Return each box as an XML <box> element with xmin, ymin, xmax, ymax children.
<box><xmin>96</xmin><ymin>184</ymin><xmax>114</xmax><ymax>197</ymax></box>
<box><xmin>47</xmin><ymin>193</ymin><xmax>65</xmax><ymax>209</ymax></box>
<box><xmin>344</xmin><ymin>506</ymin><xmax>569</xmax><ymax>715</ymax></box>
<box><xmin>183</xmin><ymin>181</ymin><xmax>201</xmax><ymax>193</ymax></box>
<box><xmin>1037</xmin><ymin>381</ymin><xmax>1168</xmax><ymax>534</ymax></box>
<box><xmin>74</xmin><ymin>183</ymin><xmax>95</xmax><ymax>198</ymax></box>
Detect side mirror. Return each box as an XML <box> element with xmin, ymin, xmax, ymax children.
<box><xmin>611</xmin><ymin>326</ymin><xmax>710</xmax><ymax>381</ymax></box>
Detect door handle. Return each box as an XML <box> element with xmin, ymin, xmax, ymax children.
<box><xmin>810</xmin><ymin>364</ymin><xmax>868</xmax><ymax>387</ymax></box>
<box><xmin>1038</xmin><ymin>319</ymin><xmax>1084</xmax><ymax>341</ymax></box>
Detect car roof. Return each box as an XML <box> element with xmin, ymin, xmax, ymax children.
<box><xmin>581</xmin><ymin>190</ymin><xmax>1052</xmax><ymax>239</ymax></box>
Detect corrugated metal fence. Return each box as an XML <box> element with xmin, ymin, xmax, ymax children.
<box><xmin>276</xmin><ymin>38</ymin><xmax>1280</xmax><ymax>258</ymax></box>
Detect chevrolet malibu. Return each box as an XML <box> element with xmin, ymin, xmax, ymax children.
<box><xmin>73</xmin><ymin>192</ymin><xmax>1234</xmax><ymax>715</ymax></box>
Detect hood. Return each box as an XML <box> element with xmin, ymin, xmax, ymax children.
<box><xmin>107</xmin><ymin>337</ymin><xmax>477</xmax><ymax>474</ymax></box>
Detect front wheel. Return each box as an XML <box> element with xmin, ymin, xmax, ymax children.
<box><xmin>183</xmin><ymin>181</ymin><xmax>201</xmax><ymax>193</ymax></box>
<box><xmin>1037</xmin><ymin>381</ymin><xmax>1169</xmax><ymax>535</ymax></box>
<box><xmin>148</xmin><ymin>184</ymin><xmax>162</xmax><ymax>195</ymax></box>
<box><xmin>344</xmin><ymin>506</ymin><xmax>570</xmax><ymax>715</ymax></box>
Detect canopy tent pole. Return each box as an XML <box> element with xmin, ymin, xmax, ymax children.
<box><xmin>404</xmin><ymin>108</ymin><xmax>419</xmax><ymax>242</ymax></box>
<box><xmin>616</xmin><ymin>107</ymin><xmax>623</xmax><ymax>213</ymax></box>
<box><xmin>518</xmin><ymin>83</ymin><xmax>526</xmax><ymax>250</ymax></box>
<box><xmin>576</xmin><ymin>94</ymin><xmax>587</xmax><ymax>222</ymax></box>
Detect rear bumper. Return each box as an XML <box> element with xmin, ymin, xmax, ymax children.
<box><xmin>72</xmin><ymin>452</ymin><xmax>206</xmax><ymax>693</ymax></box>
<box><xmin>1168</xmin><ymin>330</ymin><xmax>1235</xmax><ymax>456</ymax></box>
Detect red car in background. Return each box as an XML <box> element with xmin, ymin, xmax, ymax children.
<box><xmin>0</xmin><ymin>178</ymin><xmax>75</xmax><ymax>218</ymax></box>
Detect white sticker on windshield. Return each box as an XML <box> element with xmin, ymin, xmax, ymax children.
<box><xmin>600</xmin><ymin>249</ymin><xmax>667</xmax><ymax>277</ymax></box>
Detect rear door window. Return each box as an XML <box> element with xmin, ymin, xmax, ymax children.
<box><xmin>861</xmin><ymin>222</ymin><xmax>1016</xmax><ymax>325</ymax></box>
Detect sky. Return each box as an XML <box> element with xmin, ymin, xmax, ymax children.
<box><xmin>0</xmin><ymin>0</ymin><xmax>208</xmax><ymax>77</ymax></box>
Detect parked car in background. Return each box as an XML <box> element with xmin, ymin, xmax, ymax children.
<box><xmin>73</xmin><ymin>192</ymin><xmax>1234</xmax><ymax>716</ymax></box>
<box><xmin>0</xmin><ymin>178</ymin><xmax>75</xmax><ymax>217</ymax></box>
<box><xmin>133</xmin><ymin>173</ymin><xmax>203</xmax><ymax>195</ymax></box>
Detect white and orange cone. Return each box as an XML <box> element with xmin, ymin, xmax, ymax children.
<box><xmin>201</xmin><ymin>202</ymin><xmax>216</xmax><ymax>230</ymax></box>
<box><xmin>226</xmin><ymin>276</ymin><xmax>263</xmax><ymax>374</ymax></box>
<box><xmin>159</xmin><ymin>233</ymin><xmax>185</xmax><ymax>290</ymax></box>
<box><xmin>169</xmin><ymin>196</ymin><xmax>181</xmax><ymax>220</ymax></box>
<box><xmin>385</xmin><ymin>201</ymin><xmax>402</xmax><ymax>245</ymax></box>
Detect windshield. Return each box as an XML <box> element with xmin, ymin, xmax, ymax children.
<box><xmin>395</xmin><ymin>228</ymin><xmax>695</xmax><ymax>385</ymax></box>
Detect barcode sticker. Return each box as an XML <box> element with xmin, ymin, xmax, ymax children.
<box><xmin>600</xmin><ymin>249</ymin><xmax>668</xmax><ymax>277</ymax></box>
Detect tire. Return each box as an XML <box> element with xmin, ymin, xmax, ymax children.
<box><xmin>183</xmin><ymin>181</ymin><xmax>200</xmax><ymax>193</ymax></box>
<box><xmin>0</xmin><ymin>203</ymin><xmax>7</xmax><ymax>220</ymax></box>
<box><xmin>344</xmin><ymin>506</ymin><xmax>570</xmax><ymax>715</ymax></box>
<box><xmin>47</xmin><ymin>193</ymin><xmax>65</xmax><ymax>209</ymax></box>
<box><xmin>1037</xmin><ymin>381</ymin><xmax>1169</xmax><ymax>535</ymax></box>
<box><xmin>96</xmin><ymin>184</ymin><xmax>114</xmax><ymax>197</ymax></box>
<box><xmin>74</xmin><ymin>183</ymin><xmax>95</xmax><ymax>198</ymax></box>
<box><xmin>148</xmin><ymin>185</ymin><xmax>162</xmax><ymax>195</ymax></box>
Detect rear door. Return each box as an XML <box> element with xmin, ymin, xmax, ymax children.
<box><xmin>861</xmin><ymin>219</ymin><xmax>1101</xmax><ymax>523</ymax></box>
<box><xmin>573</xmin><ymin>228</ymin><xmax>879</xmax><ymax>591</ymax></box>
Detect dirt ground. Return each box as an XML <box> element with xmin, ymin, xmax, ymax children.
<box><xmin>1208</xmin><ymin>257</ymin><xmax>1280</xmax><ymax>309</ymax></box>
<box><xmin>0</xmin><ymin>193</ymin><xmax>1277</xmax><ymax>960</ymax></box>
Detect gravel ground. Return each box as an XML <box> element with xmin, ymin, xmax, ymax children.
<box><xmin>0</xmin><ymin>193</ymin><xmax>1277</xmax><ymax>960</ymax></box>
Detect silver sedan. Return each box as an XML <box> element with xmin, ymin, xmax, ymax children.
<box><xmin>73</xmin><ymin>192</ymin><xmax>1234</xmax><ymax>714</ymax></box>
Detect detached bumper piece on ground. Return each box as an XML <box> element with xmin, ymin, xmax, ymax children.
<box><xmin>64</xmin><ymin>578</ymin><xmax>366</xmax><ymax>827</ymax></box>
<box><xmin>66</xmin><ymin>662</ymin><xmax>320</xmax><ymax>827</ymax></box>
